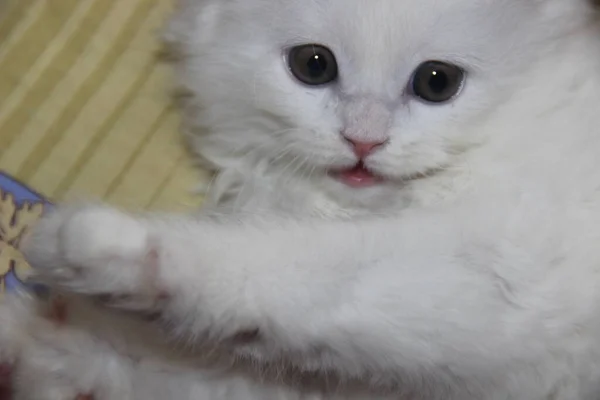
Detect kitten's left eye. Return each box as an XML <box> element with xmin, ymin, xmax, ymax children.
<box><xmin>287</xmin><ymin>44</ymin><xmax>338</xmax><ymax>86</ymax></box>
<box><xmin>411</xmin><ymin>61</ymin><xmax>465</xmax><ymax>103</ymax></box>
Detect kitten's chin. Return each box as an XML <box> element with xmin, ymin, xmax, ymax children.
<box><xmin>323</xmin><ymin>180</ymin><xmax>406</xmax><ymax>213</ymax></box>
<box><xmin>316</xmin><ymin>169</ymin><xmax>405</xmax><ymax>213</ymax></box>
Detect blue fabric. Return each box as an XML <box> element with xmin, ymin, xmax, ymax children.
<box><xmin>0</xmin><ymin>171</ymin><xmax>50</xmax><ymax>294</ymax></box>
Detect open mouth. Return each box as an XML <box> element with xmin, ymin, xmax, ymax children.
<box><xmin>330</xmin><ymin>162</ymin><xmax>384</xmax><ymax>188</ymax></box>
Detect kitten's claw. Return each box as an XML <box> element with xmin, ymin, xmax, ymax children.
<box><xmin>21</xmin><ymin>205</ymin><xmax>167</xmax><ymax>312</ymax></box>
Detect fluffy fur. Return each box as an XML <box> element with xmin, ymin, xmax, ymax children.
<box><xmin>1</xmin><ymin>0</ymin><xmax>600</xmax><ymax>399</ymax></box>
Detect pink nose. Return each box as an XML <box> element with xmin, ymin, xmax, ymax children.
<box><xmin>344</xmin><ymin>138</ymin><xmax>387</xmax><ymax>158</ymax></box>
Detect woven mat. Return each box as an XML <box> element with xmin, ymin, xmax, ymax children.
<box><xmin>0</xmin><ymin>0</ymin><xmax>208</xmax><ymax>293</ymax></box>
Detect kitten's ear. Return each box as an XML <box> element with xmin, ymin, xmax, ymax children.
<box><xmin>162</xmin><ymin>0</ymin><xmax>224</xmax><ymax>58</ymax></box>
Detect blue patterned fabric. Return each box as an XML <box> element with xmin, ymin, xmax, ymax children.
<box><xmin>0</xmin><ymin>171</ymin><xmax>50</xmax><ymax>294</ymax></box>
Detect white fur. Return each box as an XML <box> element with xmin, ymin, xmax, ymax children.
<box><xmin>2</xmin><ymin>0</ymin><xmax>600</xmax><ymax>399</ymax></box>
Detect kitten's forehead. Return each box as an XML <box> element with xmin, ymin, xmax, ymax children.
<box><xmin>290</xmin><ymin>0</ymin><xmax>534</xmax><ymax>50</ymax></box>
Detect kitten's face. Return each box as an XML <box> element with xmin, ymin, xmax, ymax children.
<box><xmin>170</xmin><ymin>0</ymin><xmax>587</xmax><ymax>206</ymax></box>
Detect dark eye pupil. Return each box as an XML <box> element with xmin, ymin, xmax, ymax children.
<box><xmin>288</xmin><ymin>44</ymin><xmax>338</xmax><ymax>86</ymax></box>
<box><xmin>306</xmin><ymin>54</ymin><xmax>327</xmax><ymax>77</ymax></box>
<box><xmin>428</xmin><ymin>70</ymin><xmax>448</xmax><ymax>93</ymax></box>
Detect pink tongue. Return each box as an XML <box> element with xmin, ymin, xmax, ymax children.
<box><xmin>338</xmin><ymin>165</ymin><xmax>379</xmax><ymax>187</ymax></box>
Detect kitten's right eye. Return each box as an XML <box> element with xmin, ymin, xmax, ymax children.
<box><xmin>287</xmin><ymin>44</ymin><xmax>338</xmax><ymax>86</ymax></box>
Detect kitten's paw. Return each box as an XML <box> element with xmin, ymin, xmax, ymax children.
<box><xmin>13</xmin><ymin>326</ymin><xmax>132</xmax><ymax>400</ymax></box>
<box><xmin>22</xmin><ymin>205</ymin><xmax>166</xmax><ymax>311</ymax></box>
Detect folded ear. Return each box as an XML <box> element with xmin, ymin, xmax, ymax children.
<box><xmin>162</xmin><ymin>0</ymin><xmax>224</xmax><ymax>57</ymax></box>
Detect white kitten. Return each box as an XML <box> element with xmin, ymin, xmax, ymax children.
<box><xmin>1</xmin><ymin>0</ymin><xmax>600</xmax><ymax>399</ymax></box>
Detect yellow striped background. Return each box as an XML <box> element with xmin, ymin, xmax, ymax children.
<box><xmin>0</xmin><ymin>0</ymin><xmax>206</xmax><ymax>212</ymax></box>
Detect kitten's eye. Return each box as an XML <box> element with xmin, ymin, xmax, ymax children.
<box><xmin>288</xmin><ymin>44</ymin><xmax>338</xmax><ymax>86</ymax></box>
<box><xmin>411</xmin><ymin>61</ymin><xmax>464</xmax><ymax>103</ymax></box>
